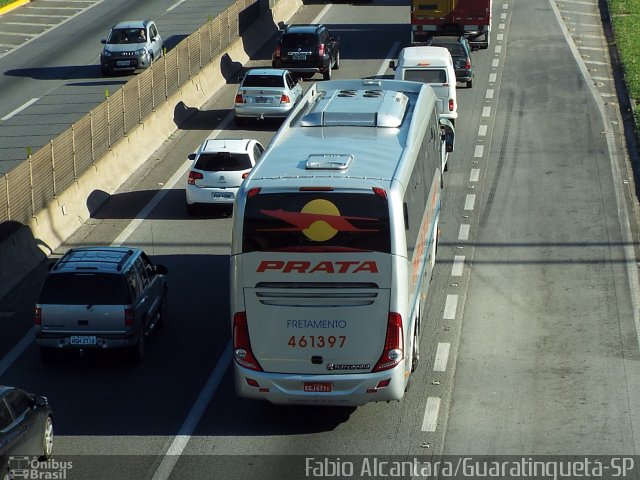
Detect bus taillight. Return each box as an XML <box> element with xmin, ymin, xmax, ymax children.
<box><xmin>233</xmin><ymin>312</ymin><xmax>263</xmax><ymax>371</ymax></box>
<box><xmin>372</xmin><ymin>312</ymin><xmax>404</xmax><ymax>372</ymax></box>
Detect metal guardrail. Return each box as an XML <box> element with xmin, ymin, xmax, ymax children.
<box><xmin>0</xmin><ymin>0</ymin><xmax>260</xmax><ymax>238</ymax></box>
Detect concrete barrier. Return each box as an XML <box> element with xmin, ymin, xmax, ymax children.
<box><xmin>0</xmin><ymin>0</ymin><xmax>302</xmax><ymax>300</ymax></box>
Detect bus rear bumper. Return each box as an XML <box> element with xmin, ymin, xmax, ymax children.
<box><xmin>233</xmin><ymin>363</ymin><xmax>407</xmax><ymax>406</ymax></box>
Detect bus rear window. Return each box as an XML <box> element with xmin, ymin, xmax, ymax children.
<box><xmin>242</xmin><ymin>192</ymin><xmax>391</xmax><ymax>253</ymax></box>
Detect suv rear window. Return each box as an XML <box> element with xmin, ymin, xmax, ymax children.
<box><xmin>39</xmin><ymin>273</ymin><xmax>130</xmax><ymax>305</ymax></box>
<box><xmin>404</xmin><ymin>69</ymin><xmax>448</xmax><ymax>83</ymax></box>
<box><xmin>242</xmin><ymin>75</ymin><xmax>285</xmax><ymax>88</ymax></box>
<box><xmin>195</xmin><ymin>153</ymin><xmax>252</xmax><ymax>171</ymax></box>
<box><xmin>282</xmin><ymin>33</ymin><xmax>317</xmax><ymax>47</ymax></box>
<box><xmin>242</xmin><ymin>192</ymin><xmax>391</xmax><ymax>253</ymax></box>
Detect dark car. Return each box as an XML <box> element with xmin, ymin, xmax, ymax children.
<box><xmin>426</xmin><ymin>35</ymin><xmax>475</xmax><ymax>88</ymax></box>
<box><xmin>35</xmin><ymin>247</ymin><xmax>168</xmax><ymax>362</ymax></box>
<box><xmin>271</xmin><ymin>24</ymin><xmax>340</xmax><ymax>80</ymax></box>
<box><xmin>0</xmin><ymin>386</ymin><xmax>53</xmax><ymax>476</ymax></box>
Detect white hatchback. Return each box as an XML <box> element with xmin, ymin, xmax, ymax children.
<box><xmin>185</xmin><ymin>138</ymin><xmax>264</xmax><ymax>214</ymax></box>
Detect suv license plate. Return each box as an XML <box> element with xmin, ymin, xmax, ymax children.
<box><xmin>303</xmin><ymin>382</ymin><xmax>332</xmax><ymax>393</ymax></box>
<box><xmin>292</xmin><ymin>53</ymin><xmax>307</xmax><ymax>60</ymax></box>
<box><xmin>70</xmin><ymin>336</ymin><xmax>97</xmax><ymax>345</ymax></box>
<box><xmin>116</xmin><ymin>60</ymin><xmax>131</xmax><ymax>66</ymax></box>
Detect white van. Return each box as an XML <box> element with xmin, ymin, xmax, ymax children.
<box><xmin>389</xmin><ymin>46</ymin><xmax>458</xmax><ymax>124</ymax></box>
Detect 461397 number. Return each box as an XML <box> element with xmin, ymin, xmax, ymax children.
<box><xmin>287</xmin><ymin>335</ymin><xmax>346</xmax><ymax>348</ymax></box>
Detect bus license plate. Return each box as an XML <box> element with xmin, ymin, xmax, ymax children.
<box><xmin>70</xmin><ymin>336</ymin><xmax>97</xmax><ymax>345</ymax></box>
<box><xmin>303</xmin><ymin>382</ymin><xmax>332</xmax><ymax>393</ymax></box>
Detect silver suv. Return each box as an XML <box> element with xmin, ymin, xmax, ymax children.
<box><xmin>35</xmin><ymin>247</ymin><xmax>168</xmax><ymax>362</ymax></box>
<box><xmin>100</xmin><ymin>20</ymin><xmax>163</xmax><ymax>76</ymax></box>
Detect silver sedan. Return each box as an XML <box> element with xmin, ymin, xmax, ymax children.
<box><xmin>234</xmin><ymin>68</ymin><xmax>303</xmax><ymax>125</ymax></box>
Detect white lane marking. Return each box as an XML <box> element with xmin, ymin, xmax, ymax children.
<box><xmin>489</xmin><ymin>73</ymin><xmax>497</xmax><ymax>82</ymax></box>
<box><xmin>2</xmin><ymin>97</ymin><xmax>39</xmax><ymax>121</ymax></box>
<box><xmin>443</xmin><ymin>294</ymin><xmax>458</xmax><ymax>319</ymax></box>
<box><xmin>499</xmin><ymin>23</ymin><xmax>505</xmax><ymax>29</ymax></box>
<box><xmin>578</xmin><ymin>46</ymin><xmax>604</xmax><ymax>51</ymax></box>
<box><xmin>464</xmin><ymin>194</ymin><xmax>476</xmax><ymax>211</ymax></box>
<box><xmin>151</xmin><ymin>343</ymin><xmax>231</xmax><ymax>480</ymax></box>
<box><xmin>497</xmin><ymin>33</ymin><xmax>504</xmax><ymax>41</ymax></box>
<box><xmin>481</xmin><ymin>107</ymin><xmax>491</xmax><ymax>118</ymax></box>
<box><xmin>502</xmin><ymin>3</ymin><xmax>508</xmax><ymax>8</ymax></box>
<box><xmin>492</xmin><ymin>58</ymin><xmax>500</xmax><ymax>68</ymax></box>
<box><xmin>478</xmin><ymin>125</ymin><xmax>488</xmax><ymax>136</ymax></box>
<box><xmin>600</xmin><ymin>92</ymin><xmax>615</xmax><ymax>96</ymax></box>
<box><xmin>474</xmin><ymin>144</ymin><xmax>484</xmax><ymax>157</ymax></box>
<box><xmin>378</xmin><ymin>41</ymin><xmax>401</xmax><ymax>77</ymax></box>
<box><xmin>495</xmin><ymin>45</ymin><xmax>502</xmax><ymax>53</ymax></box>
<box><xmin>0</xmin><ymin>31</ymin><xmax>37</xmax><ymax>37</ymax></box>
<box><xmin>422</xmin><ymin>397</ymin><xmax>441</xmax><ymax>432</ymax></box>
<box><xmin>571</xmin><ymin>23</ymin><xmax>603</xmax><ymax>28</ymax></box>
<box><xmin>452</xmin><ymin>256</ymin><xmax>465</xmax><ymax>276</ymax></box>
<box><xmin>458</xmin><ymin>224</ymin><xmax>470</xmax><ymax>241</ymax></box>
<box><xmin>312</xmin><ymin>4</ymin><xmax>332</xmax><ymax>23</ymax></box>
<box><xmin>470</xmin><ymin>168</ymin><xmax>480</xmax><ymax>182</ymax></box>
<box><xmin>0</xmin><ymin>0</ymin><xmax>105</xmax><ymax>61</ymax></box>
<box><xmin>578</xmin><ymin>34</ymin><xmax>604</xmax><ymax>39</ymax></box>
<box><xmin>433</xmin><ymin>343</ymin><xmax>451</xmax><ymax>372</ymax></box>
<box><xmin>167</xmin><ymin>0</ymin><xmax>188</xmax><ymax>11</ymax></box>
<box><xmin>486</xmin><ymin>89</ymin><xmax>494</xmax><ymax>99</ymax></box>
<box><xmin>13</xmin><ymin>14</ymin><xmax>68</xmax><ymax>18</ymax></box>
<box><xmin>583</xmin><ymin>60</ymin><xmax>608</xmax><ymax>65</ymax></box>
<box><xmin>559</xmin><ymin>0</ymin><xmax>594</xmax><ymax>4</ymax></box>
<box><xmin>563</xmin><ymin>10</ymin><xmax>599</xmax><ymax>16</ymax></box>
<box><xmin>592</xmin><ymin>76</ymin><xmax>610</xmax><ymax>81</ymax></box>
<box><xmin>0</xmin><ymin>327</ymin><xmax>35</xmax><ymax>378</ymax></box>
<box><xmin>501</xmin><ymin>12</ymin><xmax>507</xmax><ymax>19</ymax></box>
<box><xmin>4</xmin><ymin>22</ymin><xmax>57</xmax><ymax>26</ymax></box>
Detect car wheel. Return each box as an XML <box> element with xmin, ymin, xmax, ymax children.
<box><xmin>323</xmin><ymin>62</ymin><xmax>332</xmax><ymax>80</ymax></box>
<box><xmin>101</xmin><ymin>67</ymin><xmax>110</xmax><ymax>77</ymax></box>
<box><xmin>467</xmin><ymin>79</ymin><xmax>473</xmax><ymax>88</ymax></box>
<box><xmin>235</xmin><ymin>115</ymin><xmax>247</xmax><ymax>127</ymax></box>
<box><xmin>186</xmin><ymin>203</ymin><xmax>197</xmax><ymax>215</ymax></box>
<box><xmin>39</xmin><ymin>416</ymin><xmax>54</xmax><ymax>461</ymax></box>
<box><xmin>334</xmin><ymin>50</ymin><xmax>340</xmax><ymax>70</ymax></box>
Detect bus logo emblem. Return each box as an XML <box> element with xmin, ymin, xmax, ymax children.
<box><xmin>260</xmin><ymin>199</ymin><xmax>377</xmax><ymax>242</ymax></box>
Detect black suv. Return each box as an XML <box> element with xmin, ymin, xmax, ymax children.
<box><xmin>426</xmin><ymin>35</ymin><xmax>475</xmax><ymax>88</ymax></box>
<box><xmin>272</xmin><ymin>24</ymin><xmax>340</xmax><ymax>80</ymax></box>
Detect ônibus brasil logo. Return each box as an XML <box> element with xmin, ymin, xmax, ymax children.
<box><xmin>260</xmin><ymin>199</ymin><xmax>378</xmax><ymax>242</ymax></box>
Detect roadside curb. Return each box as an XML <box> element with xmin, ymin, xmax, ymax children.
<box><xmin>0</xmin><ymin>0</ymin><xmax>30</xmax><ymax>16</ymax></box>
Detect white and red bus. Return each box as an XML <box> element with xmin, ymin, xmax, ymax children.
<box><xmin>230</xmin><ymin>79</ymin><xmax>450</xmax><ymax>406</ymax></box>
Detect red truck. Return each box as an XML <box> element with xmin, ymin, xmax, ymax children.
<box><xmin>411</xmin><ymin>0</ymin><xmax>492</xmax><ymax>48</ymax></box>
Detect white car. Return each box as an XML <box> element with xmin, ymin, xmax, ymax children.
<box><xmin>234</xmin><ymin>68</ymin><xmax>303</xmax><ymax>125</ymax></box>
<box><xmin>185</xmin><ymin>138</ymin><xmax>265</xmax><ymax>214</ymax></box>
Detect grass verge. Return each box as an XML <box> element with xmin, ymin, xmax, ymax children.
<box><xmin>608</xmin><ymin>0</ymin><xmax>640</xmax><ymax>125</ymax></box>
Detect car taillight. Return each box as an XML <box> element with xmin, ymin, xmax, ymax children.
<box><xmin>274</xmin><ymin>45</ymin><xmax>281</xmax><ymax>58</ymax></box>
<box><xmin>318</xmin><ymin>43</ymin><xmax>325</xmax><ymax>56</ymax></box>
<box><xmin>372</xmin><ymin>312</ymin><xmax>404</xmax><ymax>372</ymax></box>
<box><xmin>124</xmin><ymin>308</ymin><xmax>135</xmax><ymax>327</ymax></box>
<box><xmin>465</xmin><ymin>58</ymin><xmax>471</xmax><ymax>70</ymax></box>
<box><xmin>34</xmin><ymin>307</ymin><xmax>41</xmax><ymax>326</ymax></box>
<box><xmin>235</xmin><ymin>93</ymin><xmax>244</xmax><ymax>104</ymax></box>
<box><xmin>242</xmin><ymin>171</ymin><xmax>251</xmax><ymax>179</ymax></box>
<box><xmin>280</xmin><ymin>94</ymin><xmax>290</xmax><ymax>104</ymax></box>
<box><xmin>449</xmin><ymin>98</ymin><xmax>454</xmax><ymax>112</ymax></box>
<box><xmin>233</xmin><ymin>312</ymin><xmax>262</xmax><ymax>371</ymax></box>
<box><xmin>188</xmin><ymin>171</ymin><xmax>203</xmax><ymax>185</ymax></box>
